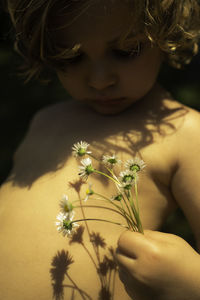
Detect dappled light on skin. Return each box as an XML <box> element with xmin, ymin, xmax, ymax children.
<box><xmin>6</xmin><ymin>90</ymin><xmax>188</xmax><ymax>188</ymax></box>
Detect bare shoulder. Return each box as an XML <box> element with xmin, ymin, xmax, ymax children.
<box><xmin>153</xmin><ymin>89</ymin><xmax>200</xmax><ymax>139</ymax></box>
<box><xmin>22</xmin><ymin>100</ymin><xmax>75</xmax><ymax>134</ymax></box>
<box><xmin>169</xmin><ymin>102</ymin><xmax>200</xmax><ymax>144</ymax></box>
<box><xmin>177</xmin><ymin>105</ymin><xmax>200</xmax><ymax>134</ymax></box>
<box><xmin>13</xmin><ymin>100</ymin><xmax>75</xmax><ymax>159</ymax></box>
<box><xmin>7</xmin><ymin>100</ymin><xmax>82</xmax><ymax>187</ymax></box>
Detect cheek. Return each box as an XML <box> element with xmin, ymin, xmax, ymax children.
<box><xmin>57</xmin><ymin>71</ymin><xmax>83</xmax><ymax>97</ymax></box>
<box><xmin>57</xmin><ymin>72</ymin><xmax>69</xmax><ymax>90</ymax></box>
<box><xmin>121</xmin><ymin>50</ymin><xmax>162</xmax><ymax>94</ymax></box>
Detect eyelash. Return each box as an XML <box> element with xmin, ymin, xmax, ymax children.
<box><xmin>60</xmin><ymin>44</ymin><xmax>142</xmax><ymax>67</ymax></box>
<box><xmin>112</xmin><ymin>45</ymin><xmax>142</xmax><ymax>59</ymax></box>
<box><xmin>65</xmin><ymin>54</ymin><xmax>84</xmax><ymax>64</ymax></box>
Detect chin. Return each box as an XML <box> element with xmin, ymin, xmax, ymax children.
<box><xmin>91</xmin><ymin>106</ymin><xmax>128</xmax><ymax>115</ymax></box>
<box><xmin>89</xmin><ymin>102</ymin><xmax>134</xmax><ymax>116</ymax></box>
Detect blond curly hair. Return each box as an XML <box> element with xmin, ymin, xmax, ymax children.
<box><xmin>4</xmin><ymin>0</ymin><xmax>200</xmax><ymax>81</ymax></box>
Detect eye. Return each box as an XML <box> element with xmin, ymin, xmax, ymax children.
<box><xmin>55</xmin><ymin>53</ymin><xmax>84</xmax><ymax>71</ymax></box>
<box><xmin>65</xmin><ymin>53</ymin><xmax>84</xmax><ymax>65</ymax></box>
<box><xmin>112</xmin><ymin>43</ymin><xmax>142</xmax><ymax>60</ymax></box>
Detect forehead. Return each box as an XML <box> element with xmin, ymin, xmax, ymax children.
<box><xmin>52</xmin><ymin>0</ymin><xmax>140</xmax><ymax>46</ymax></box>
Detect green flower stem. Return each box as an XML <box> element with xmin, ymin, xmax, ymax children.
<box><xmin>118</xmin><ymin>194</ymin><xmax>135</xmax><ymax>230</ymax></box>
<box><xmin>88</xmin><ymin>153</ymin><xmax>118</xmax><ymax>179</ymax></box>
<box><xmin>134</xmin><ymin>177</ymin><xmax>143</xmax><ymax>234</ymax></box>
<box><xmin>77</xmin><ymin>204</ymin><xmax>135</xmax><ymax>229</ymax></box>
<box><xmin>135</xmin><ymin>212</ymin><xmax>143</xmax><ymax>233</ymax></box>
<box><xmin>120</xmin><ymin>200</ymin><xmax>133</xmax><ymax>229</ymax></box>
<box><xmin>93</xmin><ymin>193</ymin><xmax>136</xmax><ymax>229</ymax></box>
<box><xmin>92</xmin><ymin>192</ymin><xmax>111</xmax><ymax>202</ymax></box>
<box><xmin>105</xmin><ymin>166</ymin><xmax>118</xmax><ymax>181</ymax></box>
<box><xmin>132</xmin><ymin>205</ymin><xmax>143</xmax><ymax>233</ymax></box>
<box><xmin>127</xmin><ymin>193</ymin><xmax>142</xmax><ymax>232</ymax></box>
<box><xmin>93</xmin><ymin>169</ymin><xmax>120</xmax><ymax>185</ymax></box>
<box><xmin>124</xmin><ymin>190</ymin><xmax>138</xmax><ymax>227</ymax></box>
<box><xmin>72</xmin><ymin>218</ymin><xmax>128</xmax><ymax>229</ymax></box>
<box><xmin>127</xmin><ymin>190</ymin><xmax>137</xmax><ymax>217</ymax></box>
<box><xmin>75</xmin><ymin>204</ymin><xmax>130</xmax><ymax>218</ymax></box>
<box><xmin>134</xmin><ymin>176</ymin><xmax>139</xmax><ymax>213</ymax></box>
<box><xmin>120</xmin><ymin>192</ymin><xmax>136</xmax><ymax>228</ymax></box>
<box><xmin>78</xmin><ymin>194</ymin><xmax>92</xmax><ymax>239</ymax></box>
<box><xmin>113</xmin><ymin>184</ymin><xmax>135</xmax><ymax>228</ymax></box>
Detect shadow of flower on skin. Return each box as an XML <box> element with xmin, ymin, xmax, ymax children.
<box><xmin>69</xmin><ymin>225</ymin><xmax>85</xmax><ymax>245</ymax></box>
<box><xmin>52</xmin><ymin>178</ymin><xmax>119</xmax><ymax>299</ymax></box>
<box><xmin>50</xmin><ymin>250</ymin><xmax>74</xmax><ymax>300</ymax></box>
<box><xmin>90</xmin><ymin>231</ymin><xmax>106</xmax><ymax>249</ymax></box>
<box><xmin>68</xmin><ymin>179</ymin><xmax>86</xmax><ymax>195</ymax></box>
<box><xmin>50</xmin><ymin>249</ymin><xmax>92</xmax><ymax>300</ymax></box>
<box><xmin>51</xmin><ymin>229</ymin><xmax>118</xmax><ymax>299</ymax></box>
<box><xmin>98</xmin><ymin>286</ymin><xmax>112</xmax><ymax>300</ymax></box>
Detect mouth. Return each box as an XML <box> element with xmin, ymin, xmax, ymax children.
<box><xmin>82</xmin><ymin>96</ymin><xmax>132</xmax><ymax>115</ymax></box>
<box><xmin>88</xmin><ymin>97</ymin><xmax>127</xmax><ymax>105</ymax></box>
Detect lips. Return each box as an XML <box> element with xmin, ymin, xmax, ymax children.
<box><xmin>88</xmin><ymin>97</ymin><xmax>126</xmax><ymax>104</ymax></box>
<box><xmin>83</xmin><ymin>96</ymin><xmax>132</xmax><ymax>115</ymax></box>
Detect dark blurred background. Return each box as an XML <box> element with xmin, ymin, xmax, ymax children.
<box><xmin>1</xmin><ymin>5</ymin><xmax>200</xmax><ymax>246</ymax></box>
<box><xmin>0</xmin><ymin>4</ymin><xmax>69</xmax><ymax>185</ymax></box>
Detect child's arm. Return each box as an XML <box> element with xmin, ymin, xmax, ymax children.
<box><xmin>116</xmin><ymin>108</ymin><xmax>200</xmax><ymax>300</ymax></box>
<box><xmin>116</xmin><ymin>230</ymin><xmax>200</xmax><ymax>300</ymax></box>
<box><xmin>170</xmin><ymin>109</ymin><xmax>200</xmax><ymax>251</ymax></box>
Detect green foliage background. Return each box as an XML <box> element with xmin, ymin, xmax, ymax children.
<box><xmin>1</xmin><ymin>5</ymin><xmax>200</xmax><ymax>247</ymax></box>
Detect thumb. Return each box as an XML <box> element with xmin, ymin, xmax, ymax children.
<box><xmin>117</xmin><ymin>230</ymin><xmax>152</xmax><ymax>258</ymax></box>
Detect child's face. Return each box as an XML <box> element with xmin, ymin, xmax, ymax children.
<box><xmin>56</xmin><ymin>0</ymin><xmax>162</xmax><ymax>115</ymax></box>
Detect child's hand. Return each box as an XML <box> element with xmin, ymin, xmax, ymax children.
<box><xmin>116</xmin><ymin>230</ymin><xmax>200</xmax><ymax>300</ymax></box>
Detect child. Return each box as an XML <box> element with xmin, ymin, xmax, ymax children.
<box><xmin>1</xmin><ymin>0</ymin><xmax>200</xmax><ymax>299</ymax></box>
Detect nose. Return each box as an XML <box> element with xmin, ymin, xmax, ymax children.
<box><xmin>87</xmin><ymin>61</ymin><xmax>117</xmax><ymax>91</ymax></box>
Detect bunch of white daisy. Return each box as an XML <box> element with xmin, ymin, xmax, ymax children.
<box><xmin>56</xmin><ymin>141</ymin><xmax>146</xmax><ymax>236</ymax></box>
<box><xmin>55</xmin><ymin>195</ymin><xmax>79</xmax><ymax>237</ymax></box>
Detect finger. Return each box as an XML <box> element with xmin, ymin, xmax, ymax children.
<box><xmin>117</xmin><ymin>230</ymin><xmax>150</xmax><ymax>258</ymax></box>
<box><xmin>116</xmin><ymin>248</ymin><xmax>136</xmax><ymax>270</ymax></box>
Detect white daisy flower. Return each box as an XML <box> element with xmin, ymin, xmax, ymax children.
<box><xmin>124</xmin><ymin>157</ymin><xmax>146</xmax><ymax>172</ymax></box>
<box><xmin>72</xmin><ymin>141</ymin><xmax>91</xmax><ymax>157</ymax></box>
<box><xmin>119</xmin><ymin>170</ymin><xmax>138</xmax><ymax>190</ymax></box>
<box><xmin>84</xmin><ymin>183</ymin><xmax>94</xmax><ymax>202</ymax></box>
<box><xmin>78</xmin><ymin>157</ymin><xmax>94</xmax><ymax>180</ymax></box>
<box><xmin>102</xmin><ymin>154</ymin><xmax>121</xmax><ymax>168</ymax></box>
<box><xmin>55</xmin><ymin>212</ymin><xmax>79</xmax><ymax>237</ymax></box>
<box><xmin>59</xmin><ymin>194</ymin><xmax>74</xmax><ymax>214</ymax></box>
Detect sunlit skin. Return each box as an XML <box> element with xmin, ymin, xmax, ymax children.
<box><xmin>56</xmin><ymin>1</ymin><xmax>162</xmax><ymax>115</ymax></box>
<box><xmin>1</xmin><ymin>1</ymin><xmax>200</xmax><ymax>300</ymax></box>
